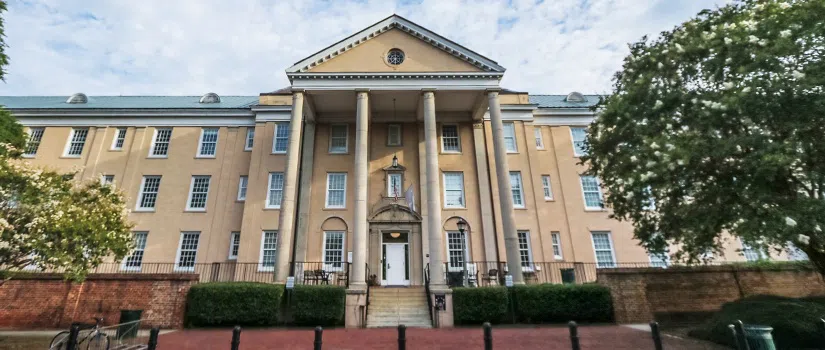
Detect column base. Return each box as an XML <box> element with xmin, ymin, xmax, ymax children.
<box><xmin>428</xmin><ymin>287</ymin><xmax>454</xmax><ymax>328</ymax></box>
<box><xmin>345</xmin><ymin>287</ymin><xmax>368</xmax><ymax>328</ymax></box>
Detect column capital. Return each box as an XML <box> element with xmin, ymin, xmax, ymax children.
<box><xmin>485</xmin><ymin>88</ymin><xmax>502</xmax><ymax>94</ymax></box>
<box><xmin>355</xmin><ymin>88</ymin><xmax>370</xmax><ymax>93</ymax></box>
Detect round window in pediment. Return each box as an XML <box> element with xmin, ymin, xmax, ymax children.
<box><xmin>386</xmin><ymin>49</ymin><xmax>405</xmax><ymax>65</ymax></box>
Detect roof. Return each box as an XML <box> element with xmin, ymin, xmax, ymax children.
<box><xmin>529</xmin><ymin>95</ymin><xmax>602</xmax><ymax>109</ymax></box>
<box><xmin>0</xmin><ymin>96</ymin><xmax>259</xmax><ymax>109</ymax></box>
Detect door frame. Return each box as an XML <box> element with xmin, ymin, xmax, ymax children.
<box><xmin>380</xmin><ymin>230</ymin><xmax>410</xmax><ymax>286</ymax></box>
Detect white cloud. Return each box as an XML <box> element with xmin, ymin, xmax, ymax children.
<box><xmin>0</xmin><ymin>0</ymin><xmax>729</xmax><ymax>95</ymax></box>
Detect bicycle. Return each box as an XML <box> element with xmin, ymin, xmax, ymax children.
<box><xmin>49</xmin><ymin>317</ymin><xmax>110</xmax><ymax>350</ymax></box>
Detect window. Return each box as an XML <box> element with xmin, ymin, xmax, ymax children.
<box><xmin>503</xmin><ymin>122</ymin><xmax>517</xmax><ymax>152</ymax></box>
<box><xmin>237</xmin><ymin>176</ymin><xmax>248</xmax><ymax>201</ymax></box>
<box><xmin>446</xmin><ymin>231</ymin><xmax>469</xmax><ymax>272</ymax></box>
<box><xmin>111</xmin><ymin>128</ymin><xmax>127</xmax><ymax>150</ymax></box>
<box><xmin>228</xmin><ymin>232</ymin><xmax>240</xmax><ymax>260</ymax></box>
<box><xmin>64</xmin><ymin>128</ymin><xmax>89</xmax><ymax>157</ymax></box>
<box><xmin>101</xmin><ymin>174</ymin><xmax>115</xmax><ymax>186</ymax></box>
<box><xmin>517</xmin><ymin>231</ymin><xmax>534</xmax><ymax>271</ymax></box>
<box><xmin>186</xmin><ymin>176</ymin><xmax>211</xmax><ymax>211</ymax></box>
<box><xmin>787</xmin><ymin>243</ymin><xmax>809</xmax><ymax>261</ymax></box>
<box><xmin>23</xmin><ymin>127</ymin><xmax>44</xmax><ymax>157</ymax></box>
<box><xmin>197</xmin><ymin>128</ymin><xmax>219</xmax><ymax>157</ymax></box>
<box><xmin>551</xmin><ymin>232</ymin><xmax>563</xmax><ymax>260</ymax></box>
<box><xmin>329</xmin><ymin>124</ymin><xmax>348</xmax><ymax>153</ymax></box>
<box><xmin>175</xmin><ymin>232</ymin><xmax>200</xmax><ymax>271</ymax></box>
<box><xmin>272</xmin><ymin>123</ymin><xmax>289</xmax><ymax>153</ymax></box>
<box><xmin>649</xmin><ymin>252</ymin><xmax>669</xmax><ymax>268</ymax></box>
<box><xmin>443</xmin><ymin>172</ymin><xmax>465</xmax><ymax>208</ymax></box>
<box><xmin>388</xmin><ymin>173</ymin><xmax>402</xmax><ymax>198</ymax></box>
<box><xmin>150</xmin><ymin>128</ymin><xmax>172</xmax><ymax>157</ymax></box>
<box><xmin>323</xmin><ymin>231</ymin><xmax>345</xmax><ymax>271</ymax></box>
<box><xmin>571</xmin><ymin>127</ymin><xmax>587</xmax><ymax>156</ymax></box>
<box><xmin>122</xmin><ymin>232</ymin><xmax>148</xmax><ymax>271</ymax></box>
<box><xmin>591</xmin><ymin>232</ymin><xmax>616</xmax><ymax>268</ymax></box>
<box><xmin>441</xmin><ymin>125</ymin><xmax>460</xmax><ymax>152</ymax></box>
<box><xmin>259</xmin><ymin>230</ymin><xmax>277</xmax><ymax>271</ymax></box>
<box><xmin>244</xmin><ymin>128</ymin><xmax>255</xmax><ymax>151</ymax></box>
<box><xmin>534</xmin><ymin>127</ymin><xmax>544</xmax><ymax>149</ymax></box>
<box><xmin>510</xmin><ymin>172</ymin><xmax>525</xmax><ymax>208</ymax></box>
<box><xmin>266</xmin><ymin>172</ymin><xmax>284</xmax><ymax>208</ymax></box>
<box><xmin>136</xmin><ymin>176</ymin><xmax>161</xmax><ymax>210</ymax></box>
<box><xmin>741</xmin><ymin>239</ymin><xmax>764</xmax><ymax>262</ymax></box>
<box><xmin>580</xmin><ymin>175</ymin><xmax>603</xmax><ymax>210</ymax></box>
<box><xmin>542</xmin><ymin>175</ymin><xmax>553</xmax><ymax>200</ymax></box>
<box><xmin>387</xmin><ymin>124</ymin><xmax>402</xmax><ymax>146</ymax></box>
<box><xmin>386</xmin><ymin>49</ymin><xmax>405</xmax><ymax>65</ymax></box>
<box><xmin>325</xmin><ymin>173</ymin><xmax>347</xmax><ymax>208</ymax></box>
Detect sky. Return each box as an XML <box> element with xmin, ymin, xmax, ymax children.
<box><xmin>0</xmin><ymin>0</ymin><xmax>731</xmax><ymax>96</ymax></box>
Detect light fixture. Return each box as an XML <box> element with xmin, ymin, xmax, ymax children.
<box><xmin>392</xmin><ymin>154</ymin><xmax>398</xmax><ymax>168</ymax></box>
<box><xmin>390</xmin><ymin>232</ymin><xmax>401</xmax><ymax>238</ymax></box>
<box><xmin>457</xmin><ymin>218</ymin><xmax>467</xmax><ymax>234</ymax></box>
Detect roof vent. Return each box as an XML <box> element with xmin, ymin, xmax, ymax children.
<box><xmin>199</xmin><ymin>92</ymin><xmax>221</xmax><ymax>104</ymax></box>
<box><xmin>66</xmin><ymin>93</ymin><xmax>88</xmax><ymax>104</ymax></box>
<box><xmin>565</xmin><ymin>92</ymin><xmax>586</xmax><ymax>103</ymax></box>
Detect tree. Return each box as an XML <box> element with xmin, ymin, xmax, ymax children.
<box><xmin>0</xmin><ymin>1</ymin><xmax>24</xmax><ymax>154</ymax></box>
<box><xmin>583</xmin><ymin>0</ymin><xmax>825</xmax><ymax>272</ymax></box>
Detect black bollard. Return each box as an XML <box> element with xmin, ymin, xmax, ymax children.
<box><xmin>314</xmin><ymin>326</ymin><xmax>323</xmax><ymax>350</ymax></box>
<box><xmin>147</xmin><ymin>327</ymin><xmax>160</xmax><ymax>350</ymax></box>
<box><xmin>231</xmin><ymin>326</ymin><xmax>241</xmax><ymax>350</ymax></box>
<box><xmin>568</xmin><ymin>321</ymin><xmax>580</xmax><ymax>350</ymax></box>
<box><xmin>483</xmin><ymin>322</ymin><xmax>492</xmax><ymax>350</ymax></box>
<box><xmin>734</xmin><ymin>320</ymin><xmax>750</xmax><ymax>350</ymax></box>
<box><xmin>398</xmin><ymin>324</ymin><xmax>407</xmax><ymax>350</ymax></box>
<box><xmin>66</xmin><ymin>324</ymin><xmax>80</xmax><ymax>350</ymax></box>
<box><xmin>650</xmin><ymin>322</ymin><xmax>663</xmax><ymax>350</ymax></box>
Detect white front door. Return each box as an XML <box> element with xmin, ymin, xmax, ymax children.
<box><xmin>384</xmin><ymin>243</ymin><xmax>407</xmax><ymax>285</ymax></box>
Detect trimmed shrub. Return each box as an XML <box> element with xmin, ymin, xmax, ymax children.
<box><xmin>453</xmin><ymin>287</ymin><xmax>509</xmax><ymax>325</ymax></box>
<box><xmin>512</xmin><ymin>284</ymin><xmax>613</xmax><ymax>323</ymax></box>
<box><xmin>290</xmin><ymin>285</ymin><xmax>346</xmax><ymax>326</ymax></box>
<box><xmin>689</xmin><ymin>295</ymin><xmax>825</xmax><ymax>349</ymax></box>
<box><xmin>186</xmin><ymin>282</ymin><xmax>284</xmax><ymax>327</ymax></box>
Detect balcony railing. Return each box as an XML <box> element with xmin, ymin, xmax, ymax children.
<box><xmin>442</xmin><ymin>261</ymin><xmax>683</xmax><ymax>287</ymax></box>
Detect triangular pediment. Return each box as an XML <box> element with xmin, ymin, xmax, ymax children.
<box><xmin>286</xmin><ymin>15</ymin><xmax>505</xmax><ymax>74</ymax></box>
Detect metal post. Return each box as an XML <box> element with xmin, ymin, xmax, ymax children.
<box><xmin>734</xmin><ymin>320</ymin><xmax>750</xmax><ymax>350</ymax></box>
<box><xmin>820</xmin><ymin>319</ymin><xmax>825</xmax><ymax>344</ymax></box>
<box><xmin>650</xmin><ymin>322</ymin><xmax>663</xmax><ymax>350</ymax></box>
<box><xmin>461</xmin><ymin>230</ymin><xmax>469</xmax><ymax>286</ymax></box>
<box><xmin>147</xmin><ymin>327</ymin><xmax>159</xmax><ymax>350</ymax></box>
<box><xmin>568</xmin><ymin>321</ymin><xmax>580</xmax><ymax>350</ymax></box>
<box><xmin>66</xmin><ymin>325</ymin><xmax>80</xmax><ymax>350</ymax></box>
<box><xmin>231</xmin><ymin>326</ymin><xmax>241</xmax><ymax>350</ymax></box>
<box><xmin>483</xmin><ymin>322</ymin><xmax>493</xmax><ymax>350</ymax></box>
<box><xmin>314</xmin><ymin>326</ymin><xmax>323</xmax><ymax>350</ymax></box>
<box><xmin>729</xmin><ymin>325</ymin><xmax>742</xmax><ymax>350</ymax></box>
<box><xmin>398</xmin><ymin>324</ymin><xmax>406</xmax><ymax>350</ymax></box>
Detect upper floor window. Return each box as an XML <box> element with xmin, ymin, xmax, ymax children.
<box><xmin>517</xmin><ymin>231</ymin><xmax>534</xmax><ymax>271</ymax></box>
<box><xmin>186</xmin><ymin>175</ymin><xmax>211</xmax><ymax>211</ymax></box>
<box><xmin>228</xmin><ymin>232</ymin><xmax>240</xmax><ymax>260</ymax></box>
<box><xmin>580</xmin><ymin>175</ymin><xmax>603</xmax><ymax>210</ymax></box>
<box><xmin>591</xmin><ymin>231</ymin><xmax>616</xmax><ymax>268</ymax></box>
<box><xmin>534</xmin><ymin>127</ymin><xmax>545</xmax><ymax>150</ymax></box>
<box><xmin>740</xmin><ymin>239</ymin><xmax>765</xmax><ymax>262</ymax></box>
<box><xmin>237</xmin><ymin>176</ymin><xmax>248</xmax><ymax>201</ymax></box>
<box><xmin>63</xmin><ymin>128</ymin><xmax>89</xmax><ymax>157</ymax></box>
<box><xmin>325</xmin><ymin>173</ymin><xmax>347</xmax><ymax>208</ymax></box>
<box><xmin>503</xmin><ymin>122</ymin><xmax>517</xmax><ymax>152</ymax></box>
<box><xmin>541</xmin><ymin>175</ymin><xmax>553</xmax><ymax>200</ymax></box>
<box><xmin>101</xmin><ymin>174</ymin><xmax>115</xmax><ymax>186</ymax></box>
<box><xmin>150</xmin><ymin>128</ymin><xmax>172</xmax><ymax>157</ymax></box>
<box><xmin>387</xmin><ymin>173</ymin><xmax>402</xmax><ymax>198</ymax></box>
<box><xmin>571</xmin><ymin>127</ymin><xmax>587</xmax><ymax>156</ymax></box>
<box><xmin>259</xmin><ymin>230</ymin><xmax>277</xmax><ymax>271</ymax></box>
<box><xmin>136</xmin><ymin>175</ymin><xmax>161</xmax><ymax>211</ymax></box>
<box><xmin>111</xmin><ymin>128</ymin><xmax>127</xmax><ymax>151</ymax></box>
<box><xmin>443</xmin><ymin>172</ymin><xmax>465</xmax><ymax>208</ymax></box>
<box><xmin>197</xmin><ymin>128</ymin><xmax>219</xmax><ymax>157</ymax></box>
<box><xmin>329</xmin><ymin>124</ymin><xmax>348</xmax><ymax>154</ymax></box>
<box><xmin>441</xmin><ymin>125</ymin><xmax>460</xmax><ymax>152</ymax></box>
<box><xmin>272</xmin><ymin>123</ymin><xmax>289</xmax><ymax>154</ymax></box>
<box><xmin>23</xmin><ymin>127</ymin><xmax>44</xmax><ymax>157</ymax></box>
<box><xmin>245</xmin><ymin>128</ymin><xmax>255</xmax><ymax>151</ymax></box>
<box><xmin>122</xmin><ymin>231</ymin><xmax>148</xmax><ymax>271</ymax></box>
<box><xmin>175</xmin><ymin>231</ymin><xmax>200</xmax><ymax>271</ymax></box>
<box><xmin>387</xmin><ymin>124</ymin><xmax>402</xmax><ymax>146</ymax></box>
<box><xmin>266</xmin><ymin>172</ymin><xmax>284</xmax><ymax>209</ymax></box>
<box><xmin>509</xmin><ymin>172</ymin><xmax>525</xmax><ymax>208</ymax></box>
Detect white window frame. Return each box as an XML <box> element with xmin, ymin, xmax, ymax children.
<box><xmin>121</xmin><ymin>231</ymin><xmax>148</xmax><ymax>271</ymax></box>
<box><xmin>328</xmin><ymin>124</ymin><xmax>349</xmax><ymax>154</ymax></box>
<box><xmin>23</xmin><ymin>127</ymin><xmax>45</xmax><ymax>158</ymax></box>
<box><xmin>135</xmin><ymin>175</ymin><xmax>161</xmax><ymax>211</ymax></box>
<box><xmin>258</xmin><ymin>230</ymin><xmax>278</xmax><ymax>272</ymax></box>
<box><xmin>323</xmin><ymin>231</ymin><xmax>346</xmax><ymax>272</ymax></box>
<box><xmin>387</xmin><ymin>124</ymin><xmax>402</xmax><ymax>146</ymax></box>
<box><xmin>63</xmin><ymin>128</ymin><xmax>89</xmax><ymax>157</ymax></box>
<box><xmin>149</xmin><ymin>128</ymin><xmax>172</xmax><ymax>158</ymax></box>
<box><xmin>571</xmin><ymin>127</ymin><xmax>587</xmax><ymax>157</ymax></box>
<box><xmin>648</xmin><ymin>252</ymin><xmax>670</xmax><ymax>268</ymax></box>
<box><xmin>551</xmin><ymin>232</ymin><xmax>563</xmax><ymax>260</ymax></box>
<box><xmin>503</xmin><ymin>122</ymin><xmax>518</xmax><ymax>153</ymax></box>
<box><xmin>591</xmin><ymin>231</ymin><xmax>617</xmax><ymax>268</ymax></box>
<box><xmin>510</xmin><ymin>172</ymin><xmax>525</xmax><ymax>208</ymax></box>
<box><xmin>445</xmin><ymin>230</ymin><xmax>470</xmax><ymax>272</ymax></box>
<box><xmin>228</xmin><ymin>231</ymin><xmax>240</xmax><ymax>260</ymax></box>
<box><xmin>534</xmin><ymin>126</ymin><xmax>545</xmax><ymax>150</ymax></box>
<box><xmin>272</xmin><ymin>123</ymin><xmax>289</xmax><ymax>154</ymax></box>
<box><xmin>100</xmin><ymin>174</ymin><xmax>115</xmax><ymax>186</ymax></box>
<box><xmin>185</xmin><ymin>175</ymin><xmax>211</xmax><ymax>211</ymax></box>
<box><xmin>517</xmin><ymin>230</ymin><xmax>534</xmax><ymax>271</ymax></box>
<box><xmin>196</xmin><ymin>127</ymin><xmax>219</xmax><ymax>158</ymax></box>
<box><xmin>580</xmin><ymin>175</ymin><xmax>604</xmax><ymax>210</ymax></box>
<box><xmin>740</xmin><ymin>239</ymin><xmax>766</xmax><ymax>262</ymax></box>
<box><xmin>244</xmin><ymin>127</ymin><xmax>254</xmax><ymax>151</ymax></box>
<box><xmin>440</xmin><ymin>124</ymin><xmax>461</xmax><ymax>153</ymax></box>
<box><xmin>237</xmin><ymin>175</ymin><xmax>248</xmax><ymax>201</ymax></box>
<box><xmin>387</xmin><ymin>173</ymin><xmax>403</xmax><ymax>198</ymax></box>
<box><xmin>442</xmin><ymin>172</ymin><xmax>466</xmax><ymax>209</ymax></box>
<box><xmin>541</xmin><ymin>175</ymin><xmax>553</xmax><ymax>200</ymax></box>
<box><xmin>111</xmin><ymin>128</ymin><xmax>127</xmax><ymax>151</ymax></box>
<box><xmin>174</xmin><ymin>231</ymin><xmax>200</xmax><ymax>272</ymax></box>
<box><xmin>325</xmin><ymin>172</ymin><xmax>347</xmax><ymax>209</ymax></box>
<box><xmin>265</xmin><ymin>172</ymin><xmax>284</xmax><ymax>209</ymax></box>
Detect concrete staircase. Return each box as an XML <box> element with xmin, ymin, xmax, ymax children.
<box><xmin>366</xmin><ymin>287</ymin><xmax>432</xmax><ymax>328</ymax></box>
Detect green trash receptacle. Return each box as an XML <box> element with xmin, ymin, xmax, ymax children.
<box><xmin>117</xmin><ymin>310</ymin><xmax>143</xmax><ymax>339</ymax></box>
<box><xmin>744</xmin><ymin>325</ymin><xmax>776</xmax><ymax>350</ymax></box>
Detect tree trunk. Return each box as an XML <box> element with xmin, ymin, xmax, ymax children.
<box><xmin>801</xmin><ymin>235</ymin><xmax>825</xmax><ymax>279</ymax></box>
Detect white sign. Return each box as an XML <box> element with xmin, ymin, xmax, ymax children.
<box><xmin>348</xmin><ymin>251</ymin><xmax>353</xmax><ymax>263</ymax></box>
<box><xmin>286</xmin><ymin>276</ymin><xmax>295</xmax><ymax>289</ymax></box>
<box><xmin>504</xmin><ymin>274</ymin><xmax>514</xmax><ymax>287</ymax></box>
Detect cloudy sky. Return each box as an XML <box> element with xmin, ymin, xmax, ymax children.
<box><xmin>1</xmin><ymin>0</ymin><xmax>729</xmax><ymax>96</ymax></box>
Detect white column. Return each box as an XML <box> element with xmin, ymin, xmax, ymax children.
<box><xmin>274</xmin><ymin>91</ymin><xmax>304</xmax><ymax>283</ymax></box>
<box><xmin>423</xmin><ymin>90</ymin><xmax>446</xmax><ymax>287</ymax></box>
<box><xmin>487</xmin><ymin>90</ymin><xmax>524</xmax><ymax>284</ymax></box>
<box><xmin>472</xmin><ymin>122</ymin><xmax>498</xmax><ymax>263</ymax></box>
<box><xmin>350</xmin><ymin>90</ymin><xmax>369</xmax><ymax>289</ymax></box>
<box><xmin>293</xmin><ymin>122</ymin><xmax>316</xmax><ymax>262</ymax></box>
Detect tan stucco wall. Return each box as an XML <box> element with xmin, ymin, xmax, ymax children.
<box><xmin>259</xmin><ymin>95</ymin><xmax>292</xmax><ymax>106</ymax></box>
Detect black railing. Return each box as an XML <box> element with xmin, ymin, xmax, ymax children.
<box><xmin>6</xmin><ymin>262</ymin><xmax>277</xmax><ymax>283</ymax></box>
<box><xmin>442</xmin><ymin>261</ymin><xmax>681</xmax><ymax>287</ymax></box>
<box><xmin>364</xmin><ymin>263</ymin><xmax>371</xmax><ymax>328</ymax></box>
<box><xmin>291</xmin><ymin>261</ymin><xmax>351</xmax><ymax>287</ymax></box>
<box><xmin>424</xmin><ymin>263</ymin><xmax>433</xmax><ymax>326</ymax></box>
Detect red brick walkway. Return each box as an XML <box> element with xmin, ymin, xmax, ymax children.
<box><xmin>157</xmin><ymin>325</ymin><xmax>723</xmax><ymax>350</ymax></box>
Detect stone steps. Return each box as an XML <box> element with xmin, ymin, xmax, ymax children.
<box><xmin>366</xmin><ymin>287</ymin><xmax>431</xmax><ymax>328</ymax></box>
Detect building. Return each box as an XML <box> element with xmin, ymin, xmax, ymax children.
<box><xmin>2</xmin><ymin>15</ymin><xmax>798</xmax><ymax>327</ymax></box>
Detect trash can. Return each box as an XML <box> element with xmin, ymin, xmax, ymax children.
<box><xmin>117</xmin><ymin>310</ymin><xmax>143</xmax><ymax>339</ymax></box>
<box><xmin>744</xmin><ymin>325</ymin><xmax>776</xmax><ymax>350</ymax></box>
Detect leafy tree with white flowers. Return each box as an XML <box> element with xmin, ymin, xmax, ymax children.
<box><xmin>583</xmin><ymin>0</ymin><xmax>825</xmax><ymax>272</ymax></box>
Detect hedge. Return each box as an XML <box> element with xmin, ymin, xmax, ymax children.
<box><xmin>453</xmin><ymin>287</ymin><xmax>509</xmax><ymax>325</ymax></box>
<box><xmin>290</xmin><ymin>285</ymin><xmax>346</xmax><ymax>326</ymax></box>
<box><xmin>512</xmin><ymin>284</ymin><xmax>613</xmax><ymax>323</ymax></box>
<box><xmin>186</xmin><ymin>282</ymin><xmax>284</xmax><ymax>327</ymax></box>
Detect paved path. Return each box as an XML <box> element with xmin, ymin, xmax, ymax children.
<box><xmin>157</xmin><ymin>325</ymin><xmax>725</xmax><ymax>350</ymax></box>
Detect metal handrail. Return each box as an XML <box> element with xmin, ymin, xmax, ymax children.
<box><xmin>424</xmin><ymin>263</ymin><xmax>433</xmax><ymax>326</ymax></box>
<box><xmin>364</xmin><ymin>263</ymin><xmax>371</xmax><ymax>328</ymax></box>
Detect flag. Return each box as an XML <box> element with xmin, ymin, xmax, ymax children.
<box><xmin>405</xmin><ymin>184</ymin><xmax>416</xmax><ymax>213</ymax></box>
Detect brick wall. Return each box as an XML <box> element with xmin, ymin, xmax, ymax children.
<box><xmin>0</xmin><ymin>273</ymin><xmax>198</xmax><ymax>329</ymax></box>
<box><xmin>597</xmin><ymin>266</ymin><xmax>825</xmax><ymax>324</ymax></box>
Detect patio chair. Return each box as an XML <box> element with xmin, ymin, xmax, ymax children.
<box><xmin>482</xmin><ymin>269</ymin><xmax>499</xmax><ymax>286</ymax></box>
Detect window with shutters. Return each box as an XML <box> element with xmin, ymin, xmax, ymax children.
<box><xmin>64</xmin><ymin>128</ymin><xmax>89</xmax><ymax>157</ymax></box>
<box><xmin>441</xmin><ymin>125</ymin><xmax>461</xmax><ymax>152</ymax></box>
<box><xmin>387</xmin><ymin>124</ymin><xmax>402</xmax><ymax>146</ymax></box>
<box><xmin>266</xmin><ymin>172</ymin><xmax>284</xmax><ymax>209</ymax></box>
<box><xmin>197</xmin><ymin>128</ymin><xmax>219</xmax><ymax>157</ymax></box>
<box><xmin>186</xmin><ymin>176</ymin><xmax>211</xmax><ymax>211</ymax></box>
<box><xmin>149</xmin><ymin>128</ymin><xmax>172</xmax><ymax>157</ymax></box>
<box><xmin>23</xmin><ymin>127</ymin><xmax>44</xmax><ymax>157</ymax></box>
<box><xmin>329</xmin><ymin>124</ymin><xmax>348</xmax><ymax>153</ymax></box>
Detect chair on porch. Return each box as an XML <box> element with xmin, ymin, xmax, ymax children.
<box><xmin>305</xmin><ymin>269</ymin><xmax>330</xmax><ymax>285</ymax></box>
<box><xmin>481</xmin><ymin>269</ymin><xmax>499</xmax><ymax>286</ymax></box>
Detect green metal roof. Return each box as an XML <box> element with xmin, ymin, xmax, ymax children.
<box><xmin>0</xmin><ymin>96</ymin><xmax>259</xmax><ymax>109</ymax></box>
<box><xmin>529</xmin><ymin>95</ymin><xmax>602</xmax><ymax>109</ymax></box>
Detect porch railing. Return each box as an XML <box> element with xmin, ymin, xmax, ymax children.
<box><xmin>442</xmin><ymin>261</ymin><xmax>679</xmax><ymax>287</ymax></box>
<box><xmin>290</xmin><ymin>261</ymin><xmax>351</xmax><ymax>287</ymax></box>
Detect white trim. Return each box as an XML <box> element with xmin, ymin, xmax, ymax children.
<box><xmin>445</xmin><ymin>230</ymin><xmax>470</xmax><ymax>272</ymax></box>
<box><xmin>648</xmin><ymin>252</ymin><xmax>670</xmax><ymax>268</ymax></box>
<box><xmin>440</xmin><ymin>124</ymin><xmax>461</xmax><ymax>153</ymax></box>
<box><xmin>228</xmin><ymin>231</ymin><xmax>240</xmax><ymax>260</ymax></box>
<box><xmin>244</xmin><ymin>128</ymin><xmax>254</xmax><ymax>151</ymax></box>
<box><xmin>570</xmin><ymin>127</ymin><xmax>587</xmax><ymax>157</ymax></box>
<box><xmin>135</xmin><ymin>175</ymin><xmax>161</xmax><ymax>211</ymax></box>
<box><xmin>590</xmin><ymin>231</ymin><xmax>617</xmax><ymax>268</ymax></box>
<box><xmin>534</xmin><ymin>126</ymin><xmax>545</xmax><ymax>150</ymax></box>
<box><xmin>503</xmin><ymin>122</ymin><xmax>518</xmax><ymax>153</ymax></box>
<box><xmin>196</xmin><ymin>127</ymin><xmax>219</xmax><ymax>158</ymax></box>
<box><xmin>237</xmin><ymin>175</ymin><xmax>248</xmax><ymax>201</ymax></box>
<box><xmin>322</xmin><ymin>231</ymin><xmax>346</xmax><ymax>272</ymax></box>
<box><xmin>254</xmin><ymin>110</ymin><xmax>292</xmax><ymax>122</ymax></box>
<box><xmin>22</xmin><ymin>127</ymin><xmax>45</xmax><ymax>157</ymax></box>
<box><xmin>110</xmin><ymin>127</ymin><xmax>127</xmax><ymax>151</ymax></box>
<box><xmin>185</xmin><ymin>175</ymin><xmax>211</xmax><ymax>212</ymax></box>
<box><xmin>17</xmin><ymin>115</ymin><xmax>255</xmax><ymax>127</ymax></box>
<box><xmin>174</xmin><ymin>231</ymin><xmax>200</xmax><ymax>272</ymax></box>
<box><xmin>148</xmin><ymin>128</ymin><xmax>172</xmax><ymax>158</ymax></box>
<box><xmin>121</xmin><ymin>231</ymin><xmax>148</xmax><ymax>271</ymax></box>
<box><xmin>325</xmin><ymin>172</ymin><xmax>347</xmax><ymax>209</ymax></box>
<box><xmin>258</xmin><ymin>230</ymin><xmax>277</xmax><ymax>272</ymax></box>
<box><xmin>541</xmin><ymin>175</ymin><xmax>553</xmax><ymax>200</ymax></box>
<box><xmin>265</xmin><ymin>172</ymin><xmax>284</xmax><ymax>209</ymax></box>
<box><xmin>442</xmin><ymin>171</ymin><xmax>465</xmax><ymax>209</ymax></box>
<box><xmin>100</xmin><ymin>174</ymin><xmax>115</xmax><ymax>186</ymax></box>
<box><xmin>579</xmin><ymin>175</ymin><xmax>604</xmax><ymax>210</ymax></box>
<box><xmin>272</xmin><ymin>122</ymin><xmax>289</xmax><ymax>154</ymax></box>
<box><xmin>534</xmin><ymin>108</ymin><xmax>597</xmax><ymax>116</ymax></box>
<box><xmin>387</xmin><ymin>173</ymin><xmax>403</xmax><ymax>197</ymax></box>
<box><xmin>551</xmin><ymin>232</ymin><xmax>563</xmax><ymax>260</ymax></box>
<box><xmin>482</xmin><ymin>109</ymin><xmax>534</xmax><ymax>122</ymax></box>
<box><xmin>290</xmin><ymin>76</ymin><xmax>502</xmax><ymax>91</ymax></box>
<box><xmin>62</xmin><ymin>128</ymin><xmax>88</xmax><ymax>158</ymax></box>
<box><xmin>532</xmin><ymin>115</ymin><xmax>594</xmax><ymax>126</ymax></box>
<box><xmin>517</xmin><ymin>230</ymin><xmax>534</xmax><ymax>272</ymax></box>
<box><xmin>328</xmin><ymin>124</ymin><xmax>349</xmax><ymax>154</ymax></box>
<box><xmin>509</xmin><ymin>172</ymin><xmax>525</xmax><ymax>208</ymax></box>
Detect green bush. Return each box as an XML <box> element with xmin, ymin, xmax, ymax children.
<box><xmin>186</xmin><ymin>282</ymin><xmax>284</xmax><ymax>327</ymax></box>
<box><xmin>453</xmin><ymin>287</ymin><xmax>509</xmax><ymax>325</ymax></box>
<box><xmin>689</xmin><ymin>295</ymin><xmax>825</xmax><ymax>349</ymax></box>
<box><xmin>512</xmin><ymin>284</ymin><xmax>613</xmax><ymax>323</ymax></box>
<box><xmin>290</xmin><ymin>285</ymin><xmax>346</xmax><ymax>326</ymax></box>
